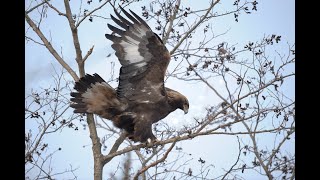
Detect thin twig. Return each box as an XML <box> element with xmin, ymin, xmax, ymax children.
<box><xmin>221</xmin><ymin>136</ymin><xmax>241</xmax><ymax>180</ymax></box>
<box><xmin>82</xmin><ymin>45</ymin><xmax>95</xmax><ymax>63</ymax></box>
<box><xmin>170</xmin><ymin>0</ymin><xmax>220</xmax><ymax>55</ymax></box>
<box><xmin>75</xmin><ymin>0</ymin><xmax>111</xmax><ymax>28</ymax></box>
<box><xmin>26</xmin><ymin>1</ymin><xmax>46</xmax><ymax>14</ymax></box>
<box><xmin>102</xmin><ymin>132</ymin><xmax>127</xmax><ymax>165</ymax></box>
<box><xmin>25</xmin><ymin>36</ymin><xmax>45</xmax><ymax>46</ymax></box>
<box><xmin>133</xmin><ymin>141</ymin><xmax>176</xmax><ymax>180</ymax></box>
<box><xmin>45</xmin><ymin>0</ymin><xmax>67</xmax><ymax>16</ymax></box>
<box><xmin>162</xmin><ymin>0</ymin><xmax>181</xmax><ymax>44</ymax></box>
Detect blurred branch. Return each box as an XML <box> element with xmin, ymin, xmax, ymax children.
<box><xmin>290</xmin><ymin>166</ymin><xmax>295</xmax><ymax>180</ymax></box>
<box><xmin>123</xmin><ymin>152</ymin><xmax>132</xmax><ymax>180</ymax></box>
<box><xmin>134</xmin><ymin>150</ymin><xmax>147</xmax><ymax>180</ymax></box>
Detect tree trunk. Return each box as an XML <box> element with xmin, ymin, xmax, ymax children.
<box><xmin>87</xmin><ymin>114</ymin><xmax>103</xmax><ymax>180</ymax></box>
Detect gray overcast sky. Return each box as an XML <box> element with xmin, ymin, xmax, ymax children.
<box><xmin>25</xmin><ymin>0</ymin><xmax>294</xmax><ymax>179</ymax></box>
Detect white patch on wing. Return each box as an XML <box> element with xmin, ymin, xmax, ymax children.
<box><xmin>120</xmin><ymin>40</ymin><xmax>144</xmax><ymax>63</ymax></box>
<box><xmin>141</xmin><ymin>100</ymin><xmax>150</xmax><ymax>103</ymax></box>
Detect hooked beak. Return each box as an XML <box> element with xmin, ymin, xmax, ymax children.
<box><xmin>183</xmin><ymin>105</ymin><xmax>189</xmax><ymax>114</ymax></box>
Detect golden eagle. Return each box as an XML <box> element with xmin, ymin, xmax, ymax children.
<box><xmin>70</xmin><ymin>7</ymin><xmax>189</xmax><ymax>143</ymax></box>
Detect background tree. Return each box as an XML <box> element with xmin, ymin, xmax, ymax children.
<box><xmin>25</xmin><ymin>0</ymin><xmax>295</xmax><ymax>179</ymax></box>
<box><xmin>25</xmin><ymin>68</ymin><xmax>79</xmax><ymax>179</ymax></box>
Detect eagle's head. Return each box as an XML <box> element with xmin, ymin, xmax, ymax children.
<box><xmin>181</xmin><ymin>97</ymin><xmax>189</xmax><ymax>114</ymax></box>
<box><xmin>166</xmin><ymin>88</ymin><xmax>189</xmax><ymax>114</ymax></box>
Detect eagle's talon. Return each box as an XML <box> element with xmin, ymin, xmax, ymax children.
<box><xmin>144</xmin><ymin>138</ymin><xmax>159</xmax><ymax>148</ymax></box>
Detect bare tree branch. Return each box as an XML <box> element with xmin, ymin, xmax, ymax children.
<box><xmin>102</xmin><ymin>132</ymin><xmax>127</xmax><ymax>165</ymax></box>
<box><xmin>44</xmin><ymin>0</ymin><xmax>67</xmax><ymax>16</ymax></box>
<box><xmin>82</xmin><ymin>45</ymin><xmax>95</xmax><ymax>63</ymax></box>
<box><xmin>221</xmin><ymin>136</ymin><xmax>241</xmax><ymax>180</ymax></box>
<box><xmin>162</xmin><ymin>0</ymin><xmax>181</xmax><ymax>44</ymax></box>
<box><xmin>25</xmin><ymin>13</ymin><xmax>79</xmax><ymax>81</ymax></box>
<box><xmin>26</xmin><ymin>1</ymin><xmax>46</xmax><ymax>14</ymax></box>
<box><xmin>266</xmin><ymin>128</ymin><xmax>295</xmax><ymax>168</ymax></box>
<box><xmin>75</xmin><ymin>0</ymin><xmax>111</xmax><ymax>28</ymax></box>
<box><xmin>170</xmin><ymin>0</ymin><xmax>220</xmax><ymax>55</ymax></box>
<box><xmin>133</xmin><ymin>141</ymin><xmax>176</xmax><ymax>180</ymax></box>
<box><xmin>25</xmin><ymin>36</ymin><xmax>45</xmax><ymax>46</ymax></box>
<box><xmin>64</xmin><ymin>0</ymin><xmax>85</xmax><ymax>77</ymax></box>
<box><xmin>86</xmin><ymin>114</ymin><xmax>103</xmax><ymax>180</ymax></box>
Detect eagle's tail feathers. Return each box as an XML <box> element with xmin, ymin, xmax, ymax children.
<box><xmin>74</xmin><ymin>73</ymin><xmax>106</xmax><ymax>92</ymax></box>
<box><xmin>70</xmin><ymin>74</ymin><xmax>122</xmax><ymax>119</ymax></box>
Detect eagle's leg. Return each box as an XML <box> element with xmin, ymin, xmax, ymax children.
<box><xmin>112</xmin><ymin>112</ymin><xmax>138</xmax><ymax>141</ymax></box>
<box><xmin>133</xmin><ymin>119</ymin><xmax>157</xmax><ymax>143</ymax></box>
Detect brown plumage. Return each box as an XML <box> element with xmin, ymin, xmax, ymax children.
<box><xmin>70</xmin><ymin>7</ymin><xmax>189</xmax><ymax>143</ymax></box>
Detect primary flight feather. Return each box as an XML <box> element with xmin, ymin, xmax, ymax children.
<box><xmin>70</xmin><ymin>6</ymin><xmax>189</xmax><ymax>143</ymax></box>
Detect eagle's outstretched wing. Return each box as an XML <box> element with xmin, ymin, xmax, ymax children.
<box><xmin>105</xmin><ymin>7</ymin><xmax>171</xmax><ymax>103</ymax></box>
